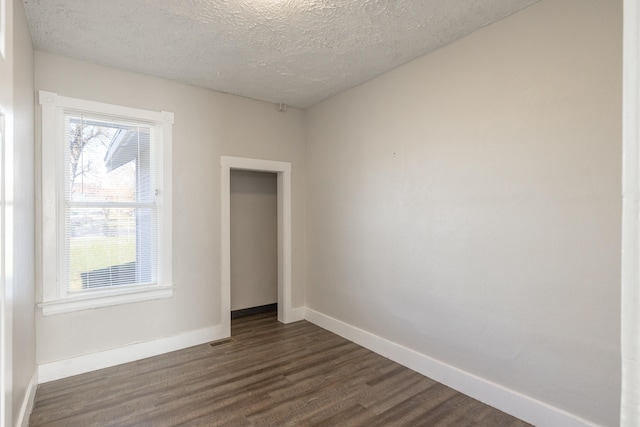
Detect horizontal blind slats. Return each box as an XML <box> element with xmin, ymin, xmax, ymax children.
<box><xmin>64</xmin><ymin>113</ymin><xmax>159</xmax><ymax>292</ymax></box>
<box><xmin>67</xmin><ymin>201</ymin><xmax>156</xmax><ymax>209</ymax></box>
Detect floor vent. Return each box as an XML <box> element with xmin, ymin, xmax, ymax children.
<box><xmin>209</xmin><ymin>338</ymin><xmax>234</xmax><ymax>347</ymax></box>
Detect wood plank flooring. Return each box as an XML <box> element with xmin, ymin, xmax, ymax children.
<box><xmin>30</xmin><ymin>312</ymin><xmax>531</xmax><ymax>426</ymax></box>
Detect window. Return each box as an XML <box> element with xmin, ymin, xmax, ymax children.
<box><xmin>39</xmin><ymin>91</ymin><xmax>173</xmax><ymax>315</ymax></box>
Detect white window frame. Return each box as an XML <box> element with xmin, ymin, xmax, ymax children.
<box><xmin>38</xmin><ymin>91</ymin><xmax>174</xmax><ymax>316</ymax></box>
<box><xmin>621</xmin><ymin>0</ymin><xmax>640</xmax><ymax>425</ymax></box>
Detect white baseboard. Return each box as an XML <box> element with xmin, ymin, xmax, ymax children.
<box><xmin>38</xmin><ymin>325</ymin><xmax>225</xmax><ymax>384</ymax></box>
<box><xmin>304</xmin><ymin>308</ymin><xmax>597</xmax><ymax>427</ymax></box>
<box><xmin>16</xmin><ymin>370</ymin><xmax>38</xmax><ymax>427</ymax></box>
<box><xmin>287</xmin><ymin>307</ymin><xmax>306</xmax><ymax>323</ymax></box>
<box><xmin>33</xmin><ymin>308</ymin><xmax>597</xmax><ymax>426</ymax></box>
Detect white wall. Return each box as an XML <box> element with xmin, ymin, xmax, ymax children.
<box><xmin>34</xmin><ymin>52</ymin><xmax>306</xmax><ymax>365</ymax></box>
<box><xmin>305</xmin><ymin>0</ymin><xmax>621</xmax><ymax>425</ymax></box>
<box><xmin>0</xmin><ymin>0</ymin><xmax>37</xmax><ymax>425</ymax></box>
<box><xmin>0</xmin><ymin>0</ymin><xmax>16</xmax><ymax>421</ymax></box>
<box><xmin>11</xmin><ymin>0</ymin><xmax>36</xmax><ymax>423</ymax></box>
<box><xmin>230</xmin><ymin>170</ymin><xmax>277</xmax><ymax>311</ymax></box>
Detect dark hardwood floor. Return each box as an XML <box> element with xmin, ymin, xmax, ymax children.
<box><xmin>30</xmin><ymin>312</ymin><xmax>531</xmax><ymax>426</ymax></box>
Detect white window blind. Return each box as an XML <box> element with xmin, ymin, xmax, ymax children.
<box><xmin>64</xmin><ymin>113</ymin><xmax>158</xmax><ymax>292</ymax></box>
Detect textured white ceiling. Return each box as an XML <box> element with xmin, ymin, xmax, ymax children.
<box><xmin>24</xmin><ymin>0</ymin><xmax>538</xmax><ymax>108</ymax></box>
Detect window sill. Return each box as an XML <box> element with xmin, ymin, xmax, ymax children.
<box><xmin>38</xmin><ymin>285</ymin><xmax>174</xmax><ymax>316</ymax></box>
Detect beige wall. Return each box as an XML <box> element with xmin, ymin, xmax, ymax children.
<box><xmin>34</xmin><ymin>51</ymin><xmax>306</xmax><ymax>364</ymax></box>
<box><xmin>230</xmin><ymin>170</ymin><xmax>277</xmax><ymax>311</ymax></box>
<box><xmin>305</xmin><ymin>0</ymin><xmax>621</xmax><ymax>425</ymax></box>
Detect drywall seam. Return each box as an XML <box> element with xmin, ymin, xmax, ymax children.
<box><xmin>304</xmin><ymin>308</ymin><xmax>598</xmax><ymax>427</ymax></box>
<box><xmin>37</xmin><ymin>325</ymin><xmax>224</xmax><ymax>383</ymax></box>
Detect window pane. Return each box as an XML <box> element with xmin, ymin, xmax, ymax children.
<box><xmin>65</xmin><ymin>114</ymin><xmax>155</xmax><ymax>203</ymax></box>
<box><xmin>66</xmin><ymin>207</ymin><xmax>157</xmax><ymax>290</ymax></box>
<box><xmin>63</xmin><ymin>112</ymin><xmax>159</xmax><ymax>293</ymax></box>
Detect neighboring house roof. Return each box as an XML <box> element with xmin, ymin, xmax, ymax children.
<box><xmin>104</xmin><ymin>127</ymin><xmax>150</xmax><ymax>172</ymax></box>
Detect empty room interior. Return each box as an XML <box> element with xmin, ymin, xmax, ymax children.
<box><xmin>2</xmin><ymin>0</ymin><xmax>639</xmax><ymax>426</ymax></box>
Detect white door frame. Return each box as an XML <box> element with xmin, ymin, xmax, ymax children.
<box><xmin>0</xmin><ymin>109</ymin><xmax>10</xmax><ymax>427</ymax></box>
<box><xmin>220</xmin><ymin>156</ymin><xmax>293</xmax><ymax>336</ymax></box>
<box><xmin>621</xmin><ymin>0</ymin><xmax>640</xmax><ymax>425</ymax></box>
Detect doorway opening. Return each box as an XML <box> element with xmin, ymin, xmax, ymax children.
<box><xmin>220</xmin><ymin>156</ymin><xmax>294</xmax><ymax>338</ymax></box>
<box><xmin>230</xmin><ymin>170</ymin><xmax>277</xmax><ymax>320</ymax></box>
